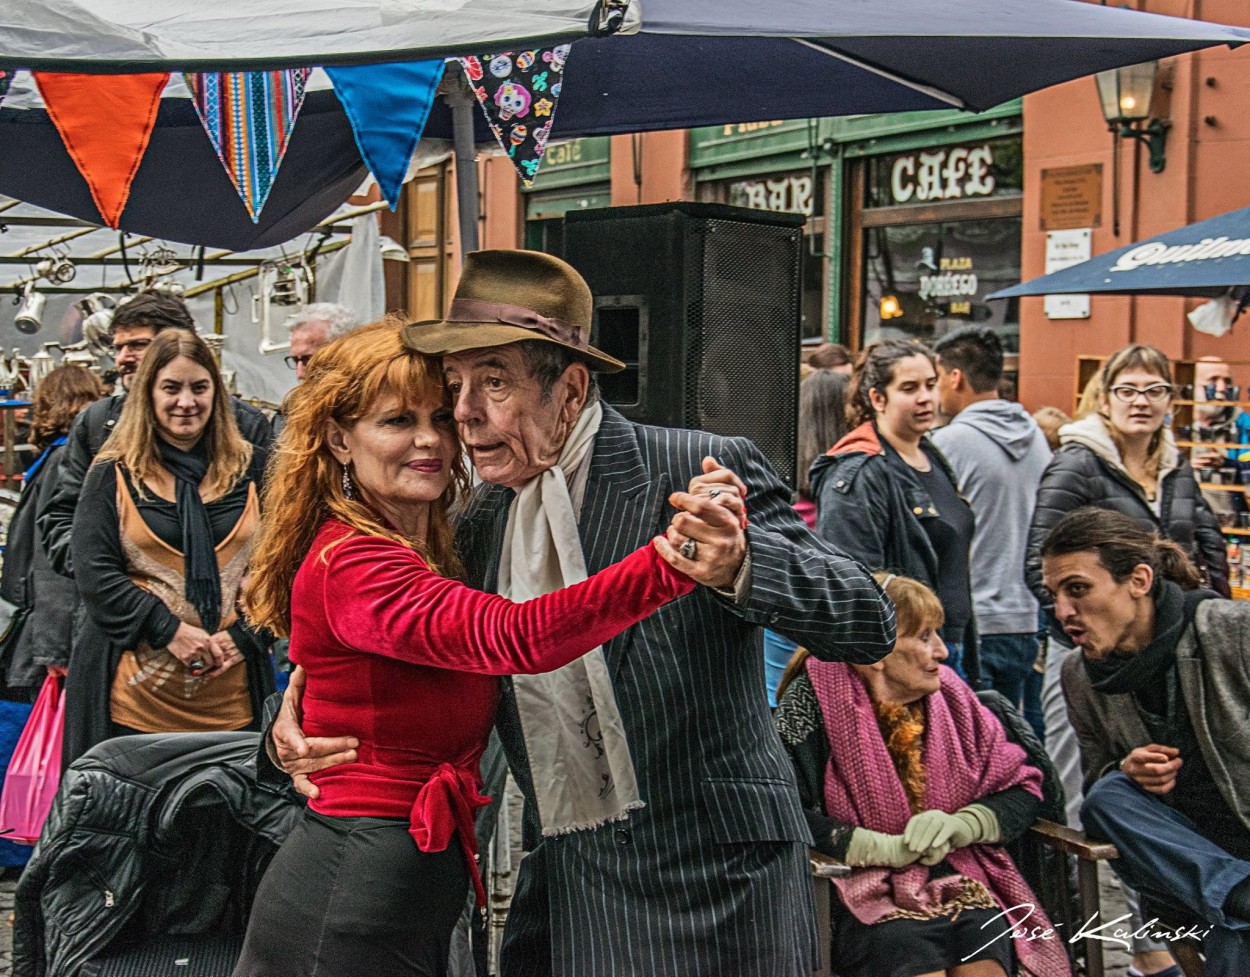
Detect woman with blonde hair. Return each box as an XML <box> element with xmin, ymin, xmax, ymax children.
<box><xmin>67</xmin><ymin>330</ymin><xmax>273</xmax><ymax>763</ymax></box>
<box><xmin>0</xmin><ymin>365</ymin><xmax>105</xmax><ymax>696</ymax></box>
<box><xmin>235</xmin><ymin>320</ymin><xmax>697</xmax><ymax>977</ymax></box>
<box><xmin>775</xmin><ymin>573</ymin><xmax>1067</xmax><ymax>977</ymax></box>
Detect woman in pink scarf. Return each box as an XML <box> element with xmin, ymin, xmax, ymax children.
<box><xmin>775</xmin><ymin>573</ymin><xmax>1070</xmax><ymax>977</ymax></box>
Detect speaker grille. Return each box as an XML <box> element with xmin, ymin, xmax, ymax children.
<box><xmin>564</xmin><ymin>203</ymin><xmax>803</xmax><ymax>488</ymax></box>
<box><xmin>682</xmin><ymin>219</ymin><xmax>801</xmax><ymax>486</ymax></box>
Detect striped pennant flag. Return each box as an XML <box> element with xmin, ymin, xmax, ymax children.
<box><xmin>184</xmin><ymin>69</ymin><xmax>310</xmax><ymax>222</ymax></box>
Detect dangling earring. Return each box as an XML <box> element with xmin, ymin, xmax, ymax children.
<box><xmin>342</xmin><ymin>463</ymin><xmax>355</xmax><ymax>501</ymax></box>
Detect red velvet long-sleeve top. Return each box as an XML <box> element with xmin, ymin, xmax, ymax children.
<box><xmin>290</xmin><ymin>519</ymin><xmax>693</xmax><ymax>903</ymax></box>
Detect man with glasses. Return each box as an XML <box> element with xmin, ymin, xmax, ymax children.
<box><xmin>283</xmin><ymin>303</ymin><xmax>358</xmax><ymax>382</ymax></box>
<box><xmin>36</xmin><ymin>291</ymin><xmax>273</xmax><ymax>578</ymax></box>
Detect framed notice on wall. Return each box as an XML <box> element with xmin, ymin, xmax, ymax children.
<box><xmin>1040</xmin><ymin>164</ymin><xmax>1103</xmax><ymax>232</ymax></box>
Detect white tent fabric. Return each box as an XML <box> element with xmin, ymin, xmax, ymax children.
<box><xmin>0</xmin><ymin>0</ymin><xmax>599</xmax><ymax>68</ymax></box>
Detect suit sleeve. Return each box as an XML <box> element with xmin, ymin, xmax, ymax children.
<box><xmin>318</xmin><ymin>536</ymin><xmax>693</xmax><ymax>675</ymax></box>
<box><xmin>36</xmin><ymin>406</ymin><xmax>93</xmax><ymax>578</ymax></box>
<box><xmin>71</xmin><ymin>463</ymin><xmax>182</xmax><ymax>656</ymax></box>
<box><xmin>724</xmin><ymin>440</ymin><xmax>894</xmax><ymax>664</ymax></box>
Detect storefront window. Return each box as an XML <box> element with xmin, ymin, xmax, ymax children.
<box><xmin>861</xmin><ymin>217</ymin><xmax>1021</xmax><ymax>351</ymax></box>
<box><xmin>698</xmin><ymin>170</ymin><xmax>826</xmax><ymax>341</ymax></box>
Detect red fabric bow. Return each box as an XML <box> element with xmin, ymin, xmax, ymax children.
<box><xmin>409</xmin><ymin>762</ymin><xmax>492</xmax><ymax>908</ymax></box>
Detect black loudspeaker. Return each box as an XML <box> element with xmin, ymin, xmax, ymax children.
<box><xmin>562</xmin><ymin>202</ymin><xmax>804</xmax><ymax>488</ymax></box>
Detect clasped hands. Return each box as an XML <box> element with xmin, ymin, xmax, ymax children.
<box><xmin>653</xmin><ymin>456</ymin><xmax>749</xmax><ymax>590</ymax></box>
<box><xmin>845</xmin><ymin>807</ymin><xmax>997</xmax><ymax>869</ymax></box>
<box><xmin>164</xmin><ymin>620</ymin><xmax>244</xmax><ymax>679</ymax></box>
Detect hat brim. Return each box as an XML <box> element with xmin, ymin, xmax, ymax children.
<box><xmin>401</xmin><ymin>319</ymin><xmax>626</xmax><ymax>373</ymax></box>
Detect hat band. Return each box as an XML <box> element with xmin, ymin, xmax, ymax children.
<box><xmin>445</xmin><ymin>299</ymin><xmax>587</xmax><ymax>349</ymax></box>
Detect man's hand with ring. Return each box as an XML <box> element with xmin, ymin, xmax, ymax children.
<box><xmin>656</xmin><ymin>478</ymin><xmax>748</xmax><ymax>589</ymax></box>
<box><xmin>271</xmin><ymin>665</ymin><xmax>359</xmax><ymax>800</ymax></box>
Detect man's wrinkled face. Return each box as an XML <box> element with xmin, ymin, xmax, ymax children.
<box><xmin>442</xmin><ymin>345</ymin><xmax>583</xmax><ymax>490</ymax></box>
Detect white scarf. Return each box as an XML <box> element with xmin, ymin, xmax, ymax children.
<box><xmin>502</xmin><ymin>401</ymin><xmax>644</xmax><ymax>836</ymax></box>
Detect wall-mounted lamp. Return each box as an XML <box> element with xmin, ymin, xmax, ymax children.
<box><xmin>1095</xmin><ymin>61</ymin><xmax>1170</xmax><ymax>173</ymax></box>
<box><xmin>879</xmin><ymin>295</ymin><xmax>905</xmax><ymax>320</ymax></box>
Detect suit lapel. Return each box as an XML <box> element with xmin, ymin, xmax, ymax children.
<box><xmin>579</xmin><ymin>407</ymin><xmax>669</xmax><ymax>677</ymax></box>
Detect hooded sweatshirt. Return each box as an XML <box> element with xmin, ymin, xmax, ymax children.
<box><xmin>931</xmin><ymin>400</ymin><xmax>1051</xmax><ymax>634</ymax></box>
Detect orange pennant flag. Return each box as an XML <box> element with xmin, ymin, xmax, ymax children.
<box><xmin>35</xmin><ymin>72</ymin><xmax>169</xmax><ymax>228</ymax></box>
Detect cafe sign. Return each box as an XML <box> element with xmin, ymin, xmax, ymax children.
<box><xmin>890</xmin><ymin>144</ymin><xmax>997</xmax><ymax>204</ymax></box>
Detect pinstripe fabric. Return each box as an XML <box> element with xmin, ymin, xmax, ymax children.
<box><xmin>456</xmin><ymin>406</ymin><xmax>896</xmax><ymax>977</ymax></box>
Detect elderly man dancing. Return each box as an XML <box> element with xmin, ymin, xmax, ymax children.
<box><xmin>271</xmin><ymin>250</ymin><xmax>896</xmax><ymax>977</ymax></box>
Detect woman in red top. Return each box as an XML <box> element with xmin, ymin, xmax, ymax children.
<box><xmin>235</xmin><ymin>321</ymin><xmax>696</xmax><ymax>977</ymax></box>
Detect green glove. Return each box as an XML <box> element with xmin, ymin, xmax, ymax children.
<box><xmin>903</xmin><ymin>805</ymin><xmax>1002</xmax><ymax>864</ymax></box>
<box><xmin>843</xmin><ymin>828</ymin><xmax>922</xmax><ymax>869</ymax></box>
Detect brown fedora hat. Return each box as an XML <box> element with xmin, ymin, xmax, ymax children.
<box><xmin>401</xmin><ymin>250</ymin><xmax>625</xmax><ymax>373</ymax></box>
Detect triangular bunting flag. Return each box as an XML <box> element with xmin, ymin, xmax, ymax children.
<box><xmin>0</xmin><ymin>70</ymin><xmax>13</xmax><ymax>108</ymax></box>
<box><xmin>459</xmin><ymin>44</ymin><xmax>571</xmax><ymax>188</ymax></box>
<box><xmin>34</xmin><ymin>71</ymin><xmax>169</xmax><ymax>229</ymax></box>
<box><xmin>184</xmin><ymin>69</ymin><xmax>310</xmax><ymax>222</ymax></box>
<box><xmin>324</xmin><ymin>60</ymin><xmax>444</xmax><ymax>210</ymax></box>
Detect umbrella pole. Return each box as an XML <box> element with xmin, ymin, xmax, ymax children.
<box><xmin>444</xmin><ymin>71</ymin><xmax>481</xmax><ymax>258</ymax></box>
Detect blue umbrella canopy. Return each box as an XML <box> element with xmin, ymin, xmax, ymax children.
<box><xmin>990</xmin><ymin>206</ymin><xmax>1250</xmax><ymax>299</ymax></box>
<box><xmin>0</xmin><ymin>0</ymin><xmax>1246</xmax><ymax>249</ymax></box>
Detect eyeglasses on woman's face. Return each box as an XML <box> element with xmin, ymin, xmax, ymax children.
<box><xmin>1107</xmin><ymin>383</ymin><xmax>1173</xmax><ymax>404</ymax></box>
<box><xmin>284</xmin><ymin>354</ymin><xmax>314</xmax><ymax>371</ymax></box>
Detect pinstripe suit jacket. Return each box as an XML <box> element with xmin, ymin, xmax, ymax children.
<box><xmin>455</xmin><ymin>405</ymin><xmax>896</xmax><ymax>977</ymax></box>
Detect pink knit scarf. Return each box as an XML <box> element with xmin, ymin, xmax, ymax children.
<box><xmin>809</xmin><ymin>660</ymin><xmax>1071</xmax><ymax>977</ymax></box>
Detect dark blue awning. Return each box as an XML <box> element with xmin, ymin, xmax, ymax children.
<box><xmin>990</xmin><ymin>206</ymin><xmax>1250</xmax><ymax>299</ymax></box>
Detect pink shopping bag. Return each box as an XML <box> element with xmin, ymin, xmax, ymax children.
<box><xmin>0</xmin><ymin>675</ymin><xmax>65</xmax><ymax>844</ymax></box>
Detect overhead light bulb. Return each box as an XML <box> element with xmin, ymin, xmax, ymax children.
<box><xmin>879</xmin><ymin>294</ymin><xmax>904</xmax><ymax>320</ymax></box>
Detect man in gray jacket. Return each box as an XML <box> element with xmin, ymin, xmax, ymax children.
<box><xmin>932</xmin><ymin>327</ymin><xmax>1049</xmax><ymax>730</ymax></box>
<box><xmin>1042</xmin><ymin>508</ymin><xmax>1250</xmax><ymax>977</ymax></box>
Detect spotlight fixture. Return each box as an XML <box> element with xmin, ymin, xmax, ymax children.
<box><xmin>35</xmin><ymin>255</ymin><xmax>77</xmax><ymax>285</ymax></box>
<box><xmin>15</xmin><ymin>283</ymin><xmax>45</xmax><ymax>334</ymax></box>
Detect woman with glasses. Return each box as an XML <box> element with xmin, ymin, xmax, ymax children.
<box><xmin>1026</xmin><ymin>344</ymin><xmax>1228</xmax><ymax>601</ymax></box>
<box><xmin>1022</xmin><ymin>342</ymin><xmax>1227</xmax><ymax>977</ymax></box>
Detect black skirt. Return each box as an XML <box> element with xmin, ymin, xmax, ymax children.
<box><xmin>830</xmin><ymin>897</ymin><xmax>1016</xmax><ymax>977</ymax></box>
<box><xmin>234</xmin><ymin>809</ymin><xmax>469</xmax><ymax>977</ymax></box>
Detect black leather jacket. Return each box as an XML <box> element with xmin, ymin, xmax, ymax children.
<box><xmin>13</xmin><ymin>733</ymin><xmax>301</xmax><ymax>977</ymax></box>
<box><xmin>1025</xmin><ymin>432</ymin><xmax>1230</xmax><ymax>606</ymax></box>
<box><xmin>812</xmin><ymin>420</ymin><xmax>980</xmax><ymax>680</ymax></box>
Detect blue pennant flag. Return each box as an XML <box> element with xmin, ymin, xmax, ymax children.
<box><xmin>325</xmin><ymin>60</ymin><xmax>445</xmax><ymax>210</ymax></box>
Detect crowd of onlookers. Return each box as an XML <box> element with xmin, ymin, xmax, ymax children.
<box><xmin>1</xmin><ymin>273</ymin><xmax>1249</xmax><ymax>977</ymax></box>
<box><xmin>788</xmin><ymin>332</ymin><xmax>1249</xmax><ymax>976</ymax></box>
